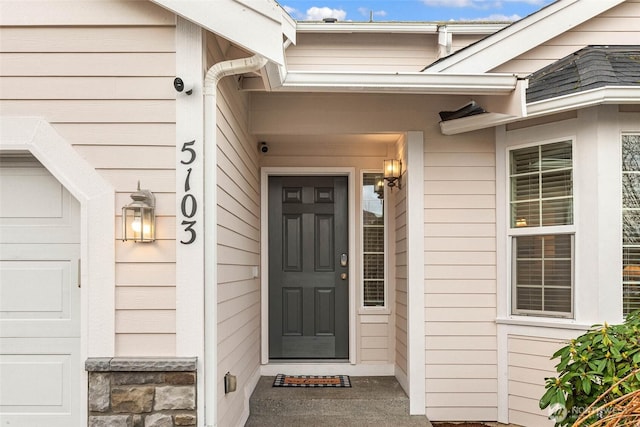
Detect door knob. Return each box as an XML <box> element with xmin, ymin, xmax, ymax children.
<box><xmin>340</xmin><ymin>273</ymin><xmax>348</xmax><ymax>280</ymax></box>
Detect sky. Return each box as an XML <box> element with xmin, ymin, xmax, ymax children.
<box><xmin>278</xmin><ymin>0</ymin><xmax>555</xmax><ymax>23</ymax></box>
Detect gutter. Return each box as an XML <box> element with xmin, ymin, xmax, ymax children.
<box><xmin>202</xmin><ymin>53</ymin><xmax>267</xmax><ymax>427</ymax></box>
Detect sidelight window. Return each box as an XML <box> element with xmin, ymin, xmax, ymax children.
<box><xmin>362</xmin><ymin>172</ymin><xmax>386</xmax><ymax>307</ymax></box>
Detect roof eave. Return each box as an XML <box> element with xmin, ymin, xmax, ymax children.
<box><xmin>272</xmin><ymin>71</ymin><xmax>519</xmax><ymax>95</ymax></box>
<box><xmin>440</xmin><ymin>86</ymin><xmax>640</xmax><ymax>135</ymax></box>
<box><xmin>150</xmin><ymin>0</ymin><xmax>289</xmax><ymax>65</ymax></box>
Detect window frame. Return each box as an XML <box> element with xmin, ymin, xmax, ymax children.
<box><xmin>621</xmin><ymin>133</ymin><xmax>640</xmax><ymax>316</ymax></box>
<box><xmin>360</xmin><ymin>169</ymin><xmax>388</xmax><ymax>310</ymax></box>
<box><xmin>508</xmin><ymin>138</ymin><xmax>576</xmax><ymax>319</ymax></box>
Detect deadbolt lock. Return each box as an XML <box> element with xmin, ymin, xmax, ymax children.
<box><xmin>340</xmin><ymin>273</ymin><xmax>348</xmax><ymax>280</ymax></box>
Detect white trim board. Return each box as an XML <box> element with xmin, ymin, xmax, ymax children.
<box><xmin>260</xmin><ymin>167</ymin><xmax>357</xmax><ymax>365</ymax></box>
<box><xmin>0</xmin><ymin>116</ymin><xmax>115</xmax><ymax>425</ymax></box>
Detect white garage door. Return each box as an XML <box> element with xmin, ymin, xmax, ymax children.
<box><xmin>0</xmin><ymin>154</ymin><xmax>81</xmax><ymax>426</ymax></box>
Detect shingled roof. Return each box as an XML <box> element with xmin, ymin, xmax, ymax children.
<box><xmin>526</xmin><ymin>45</ymin><xmax>640</xmax><ymax>103</ymax></box>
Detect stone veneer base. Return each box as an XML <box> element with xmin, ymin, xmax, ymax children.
<box><xmin>86</xmin><ymin>358</ymin><xmax>197</xmax><ymax>427</ymax></box>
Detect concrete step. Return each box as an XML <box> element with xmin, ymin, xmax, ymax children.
<box><xmin>245</xmin><ymin>414</ymin><xmax>433</xmax><ymax>426</ymax></box>
<box><xmin>245</xmin><ymin>376</ymin><xmax>432</xmax><ymax>426</ymax></box>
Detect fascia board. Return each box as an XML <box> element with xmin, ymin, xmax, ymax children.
<box><xmin>427</xmin><ymin>0</ymin><xmax>625</xmax><ymax>73</ymax></box>
<box><xmin>527</xmin><ymin>86</ymin><xmax>640</xmax><ymax>117</ymax></box>
<box><xmin>150</xmin><ymin>0</ymin><xmax>286</xmax><ymax>65</ymax></box>
<box><xmin>296</xmin><ymin>22</ymin><xmax>438</xmax><ymax>34</ymax></box>
<box><xmin>277</xmin><ymin>71</ymin><xmax>518</xmax><ymax>95</ymax></box>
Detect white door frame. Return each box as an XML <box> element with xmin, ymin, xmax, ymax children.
<box><xmin>0</xmin><ymin>117</ymin><xmax>115</xmax><ymax>423</ymax></box>
<box><xmin>260</xmin><ymin>167</ymin><xmax>357</xmax><ymax>367</ymax></box>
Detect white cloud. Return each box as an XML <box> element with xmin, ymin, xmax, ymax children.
<box><xmin>468</xmin><ymin>13</ymin><xmax>522</xmax><ymax>21</ymax></box>
<box><xmin>305</xmin><ymin>6</ymin><xmax>347</xmax><ymax>21</ymax></box>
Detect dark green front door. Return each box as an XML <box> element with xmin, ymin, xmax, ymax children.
<box><xmin>268</xmin><ymin>176</ymin><xmax>349</xmax><ymax>359</ymax></box>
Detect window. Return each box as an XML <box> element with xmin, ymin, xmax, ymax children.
<box><xmin>362</xmin><ymin>173</ymin><xmax>385</xmax><ymax>307</ymax></box>
<box><xmin>622</xmin><ymin>135</ymin><xmax>640</xmax><ymax>315</ymax></box>
<box><xmin>510</xmin><ymin>141</ymin><xmax>574</xmax><ymax>317</ymax></box>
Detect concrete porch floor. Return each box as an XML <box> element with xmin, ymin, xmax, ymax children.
<box><xmin>245</xmin><ymin>376</ymin><xmax>433</xmax><ymax>426</ymax></box>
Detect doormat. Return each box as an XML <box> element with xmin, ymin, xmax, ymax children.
<box><xmin>273</xmin><ymin>374</ymin><xmax>351</xmax><ymax>388</ymax></box>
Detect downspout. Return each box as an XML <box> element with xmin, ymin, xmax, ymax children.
<box><xmin>202</xmin><ymin>53</ymin><xmax>267</xmax><ymax>427</ymax></box>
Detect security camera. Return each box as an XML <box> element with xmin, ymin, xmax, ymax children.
<box><xmin>173</xmin><ymin>77</ymin><xmax>193</xmax><ymax>95</ymax></box>
<box><xmin>259</xmin><ymin>141</ymin><xmax>269</xmax><ymax>154</ymax></box>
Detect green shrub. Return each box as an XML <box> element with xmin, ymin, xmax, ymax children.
<box><xmin>539</xmin><ymin>311</ymin><xmax>640</xmax><ymax>426</ymax></box>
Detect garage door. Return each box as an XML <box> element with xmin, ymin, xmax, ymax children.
<box><xmin>0</xmin><ymin>154</ymin><xmax>81</xmax><ymax>426</ymax></box>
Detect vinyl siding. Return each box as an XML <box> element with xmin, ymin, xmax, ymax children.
<box><xmin>492</xmin><ymin>0</ymin><xmax>640</xmax><ymax>75</ymax></box>
<box><xmin>424</xmin><ymin>129</ymin><xmax>498</xmax><ymax>421</ymax></box>
<box><xmin>395</xmin><ymin>168</ymin><xmax>409</xmax><ymax>381</ymax></box>
<box><xmin>0</xmin><ymin>0</ymin><xmax>177</xmax><ymax>357</ymax></box>
<box><xmin>508</xmin><ymin>335</ymin><xmax>562</xmax><ymax>427</ymax></box>
<box><xmin>206</xmin><ymin>33</ymin><xmax>263</xmax><ymax>427</ymax></box>
<box><xmin>286</xmin><ymin>33</ymin><xmax>438</xmax><ymax>73</ymax></box>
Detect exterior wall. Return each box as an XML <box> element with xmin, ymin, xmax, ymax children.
<box><xmin>286</xmin><ymin>33</ymin><xmax>438</xmax><ymax>72</ymax></box>
<box><xmin>285</xmin><ymin>30</ymin><xmax>489</xmax><ymax>73</ymax></box>
<box><xmin>206</xmin><ymin>34</ymin><xmax>263</xmax><ymax>426</ymax></box>
<box><xmin>507</xmin><ymin>336</ymin><xmax>559</xmax><ymax>427</ymax></box>
<box><xmin>0</xmin><ymin>0</ymin><xmax>177</xmax><ymax>356</ymax></box>
<box><xmin>424</xmin><ymin>128</ymin><xmax>498</xmax><ymax>421</ymax></box>
<box><xmin>492</xmin><ymin>0</ymin><xmax>640</xmax><ymax>75</ymax></box>
<box><xmin>394</xmin><ymin>140</ymin><xmax>409</xmax><ymax>385</ymax></box>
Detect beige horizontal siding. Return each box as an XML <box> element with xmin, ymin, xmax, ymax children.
<box><xmin>0</xmin><ymin>53</ymin><xmax>175</xmax><ymax>76</ymax></box>
<box><xmin>395</xmin><ymin>184</ymin><xmax>409</xmax><ymax>379</ymax></box>
<box><xmin>0</xmin><ymin>7</ymin><xmax>178</xmax><ymax>356</ymax></box>
<box><xmin>508</xmin><ymin>335</ymin><xmax>563</xmax><ymax>427</ymax></box>
<box><xmin>210</xmin><ymin>30</ymin><xmax>262</xmax><ymax>425</ymax></box>
<box><xmin>0</xmin><ymin>0</ymin><xmax>176</xmax><ymax>26</ymax></box>
<box><xmin>493</xmin><ymin>0</ymin><xmax>640</xmax><ymax>74</ymax></box>
<box><xmin>360</xmin><ymin>321</ymin><xmax>391</xmax><ymax>364</ymax></box>
<box><xmin>0</xmin><ymin>26</ymin><xmax>175</xmax><ymax>52</ymax></box>
<box><xmin>424</xmin><ymin>128</ymin><xmax>497</xmax><ymax>421</ymax></box>
<box><xmin>286</xmin><ymin>33</ymin><xmax>439</xmax><ymax>72</ymax></box>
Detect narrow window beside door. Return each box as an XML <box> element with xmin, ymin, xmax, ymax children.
<box><xmin>362</xmin><ymin>173</ymin><xmax>385</xmax><ymax>307</ymax></box>
<box><xmin>621</xmin><ymin>134</ymin><xmax>640</xmax><ymax>315</ymax></box>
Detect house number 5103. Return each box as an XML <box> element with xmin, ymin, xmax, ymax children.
<box><xmin>180</xmin><ymin>140</ymin><xmax>197</xmax><ymax>244</ymax></box>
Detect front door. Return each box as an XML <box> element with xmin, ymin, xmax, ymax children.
<box><xmin>268</xmin><ymin>176</ymin><xmax>349</xmax><ymax>359</ymax></box>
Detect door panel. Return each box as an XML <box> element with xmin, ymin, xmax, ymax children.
<box><xmin>269</xmin><ymin>176</ymin><xmax>348</xmax><ymax>359</ymax></box>
<box><xmin>0</xmin><ymin>160</ymin><xmax>81</xmax><ymax>427</ymax></box>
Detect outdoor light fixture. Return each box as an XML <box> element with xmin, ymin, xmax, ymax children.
<box><xmin>375</xmin><ymin>176</ymin><xmax>385</xmax><ymax>199</ymax></box>
<box><xmin>122</xmin><ymin>181</ymin><xmax>156</xmax><ymax>243</ymax></box>
<box><xmin>383</xmin><ymin>159</ymin><xmax>402</xmax><ymax>190</ymax></box>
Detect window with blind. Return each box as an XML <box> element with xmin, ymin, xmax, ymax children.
<box><xmin>362</xmin><ymin>173</ymin><xmax>385</xmax><ymax>307</ymax></box>
<box><xmin>622</xmin><ymin>135</ymin><xmax>640</xmax><ymax>316</ymax></box>
<box><xmin>510</xmin><ymin>141</ymin><xmax>574</xmax><ymax>317</ymax></box>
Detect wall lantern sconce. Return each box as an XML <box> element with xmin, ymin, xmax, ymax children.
<box><xmin>122</xmin><ymin>181</ymin><xmax>156</xmax><ymax>243</ymax></box>
<box><xmin>383</xmin><ymin>159</ymin><xmax>402</xmax><ymax>190</ymax></box>
<box><xmin>374</xmin><ymin>176</ymin><xmax>385</xmax><ymax>199</ymax></box>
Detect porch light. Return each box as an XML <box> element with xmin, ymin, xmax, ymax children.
<box><xmin>375</xmin><ymin>177</ymin><xmax>385</xmax><ymax>199</ymax></box>
<box><xmin>383</xmin><ymin>159</ymin><xmax>402</xmax><ymax>190</ymax></box>
<box><xmin>122</xmin><ymin>181</ymin><xmax>156</xmax><ymax>243</ymax></box>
